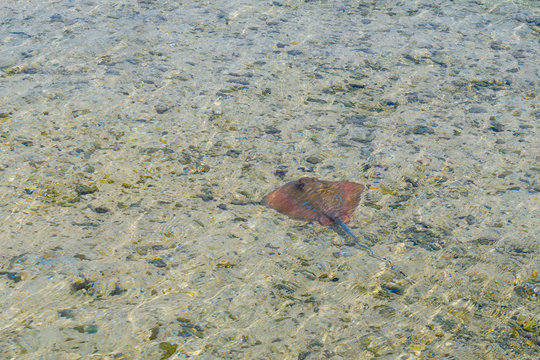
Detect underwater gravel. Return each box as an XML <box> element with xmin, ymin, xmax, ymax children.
<box><xmin>0</xmin><ymin>0</ymin><xmax>539</xmax><ymax>359</ymax></box>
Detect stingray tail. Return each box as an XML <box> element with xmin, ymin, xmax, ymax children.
<box><xmin>334</xmin><ymin>217</ymin><xmax>406</xmax><ymax>278</ymax></box>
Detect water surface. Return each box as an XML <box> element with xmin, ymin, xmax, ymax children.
<box><xmin>0</xmin><ymin>0</ymin><xmax>538</xmax><ymax>358</ymax></box>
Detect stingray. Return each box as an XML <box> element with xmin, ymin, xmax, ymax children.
<box><xmin>264</xmin><ymin>177</ymin><xmax>405</xmax><ymax>276</ymax></box>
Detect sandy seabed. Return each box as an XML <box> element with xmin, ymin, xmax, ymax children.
<box><xmin>0</xmin><ymin>0</ymin><xmax>538</xmax><ymax>359</ymax></box>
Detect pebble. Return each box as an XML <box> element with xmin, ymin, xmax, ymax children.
<box><xmin>274</xmin><ymin>169</ymin><xmax>287</xmax><ymax>179</ymax></box>
<box><xmin>488</xmin><ymin>121</ymin><xmax>504</xmax><ymax>132</ymax></box>
<box><xmin>306</xmin><ymin>97</ymin><xmax>327</xmax><ymax>104</ymax></box>
<box><xmin>411</xmin><ymin>125</ymin><xmax>434</xmax><ymax>135</ymax></box>
<box><xmin>155</xmin><ymin>104</ymin><xmax>169</xmax><ymax>114</ymax></box>
<box><xmin>148</xmin><ymin>258</ymin><xmax>167</xmax><ymax>268</ymax></box>
<box><xmin>468</xmin><ymin>106</ymin><xmax>487</xmax><ymax>113</ymax></box>
<box><xmin>287</xmin><ymin>50</ymin><xmax>303</xmax><ymax>56</ymax></box>
<box><xmin>306</xmin><ymin>156</ymin><xmax>321</xmax><ymax>164</ymax></box>
<box><xmin>265</xmin><ymin>126</ymin><xmax>280</xmax><ymax>134</ymax></box>
<box><xmin>346</xmin><ymin>115</ymin><xmax>368</xmax><ymax>125</ymax></box>
<box><xmin>93</xmin><ymin>206</ymin><xmax>109</xmax><ymax>214</ymax></box>
<box><xmin>75</xmin><ymin>184</ymin><xmax>98</xmax><ymax>196</ymax></box>
<box><xmin>58</xmin><ymin>309</ymin><xmax>75</xmax><ymax>319</ymax></box>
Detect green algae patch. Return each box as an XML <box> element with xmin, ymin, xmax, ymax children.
<box><xmin>158</xmin><ymin>342</ymin><xmax>177</xmax><ymax>359</ymax></box>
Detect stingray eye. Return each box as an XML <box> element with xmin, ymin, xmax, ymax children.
<box><xmin>295</xmin><ymin>181</ymin><xmax>305</xmax><ymax>191</ymax></box>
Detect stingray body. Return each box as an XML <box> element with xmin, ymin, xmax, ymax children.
<box><xmin>263</xmin><ymin>177</ymin><xmax>364</xmax><ymax>226</ymax></box>
<box><xmin>264</xmin><ymin>177</ymin><xmax>405</xmax><ymax>277</ymax></box>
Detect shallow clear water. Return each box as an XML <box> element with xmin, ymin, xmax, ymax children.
<box><xmin>0</xmin><ymin>0</ymin><xmax>538</xmax><ymax>359</ymax></box>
